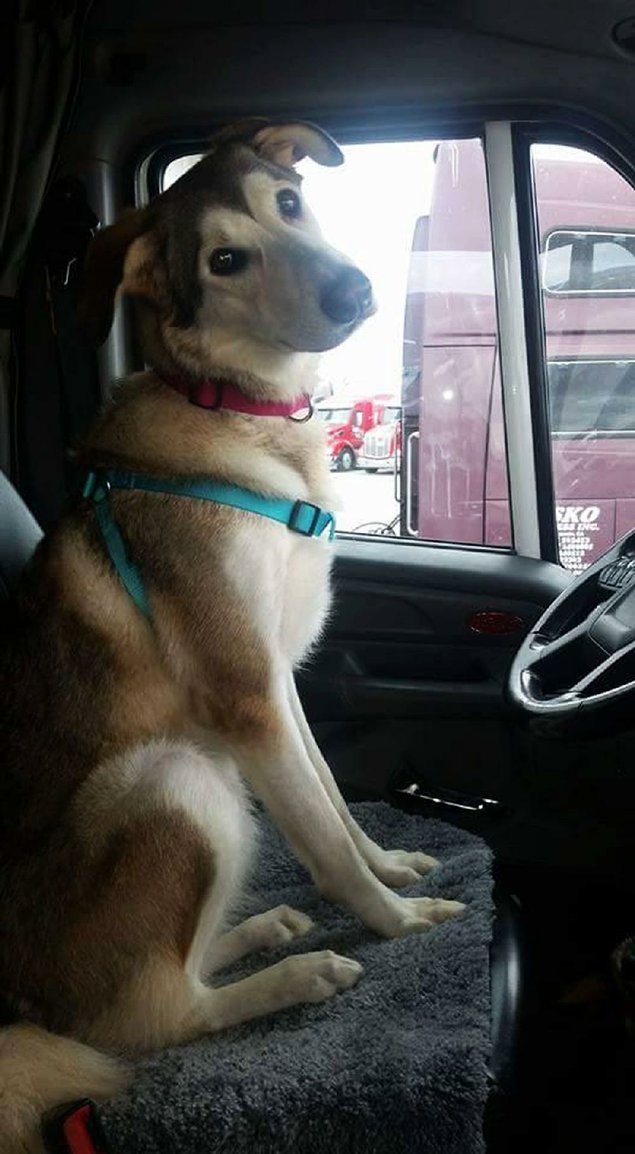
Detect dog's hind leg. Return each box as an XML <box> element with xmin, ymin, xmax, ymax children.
<box><xmin>205</xmin><ymin>906</ymin><xmax>314</xmax><ymax>974</ymax></box>
<box><xmin>96</xmin><ymin>946</ymin><xmax>363</xmax><ymax>1056</ymax></box>
<box><xmin>74</xmin><ymin>740</ymin><xmax>360</xmax><ymax>1057</ymax></box>
<box><xmin>188</xmin><ymin>948</ymin><xmax>362</xmax><ymax>1034</ymax></box>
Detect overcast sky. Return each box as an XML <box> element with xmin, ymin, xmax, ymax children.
<box><xmin>297</xmin><ymin>142</ymin><xmax>436</xmax><ymax>398</ymax></box>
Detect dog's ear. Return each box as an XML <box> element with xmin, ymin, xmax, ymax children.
<box><xmin>206</xmin><ymin>118</ymin><xmax>343</xmax><ymax>169</ymax></box>
<box><xmin>252</xmin><ymin>122</ymin><xmax>344</xmax><ymax>169</ymax></box>
<box><xmin>78</xmin><ymin>207</ymin><xmax>153</xmax><ymax>346</ymax></box>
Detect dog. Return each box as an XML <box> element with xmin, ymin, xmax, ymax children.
<box><xmin>0</xmin><ymin>118</ymin><xmax>463</xmax><ymax>1152</ymax></box>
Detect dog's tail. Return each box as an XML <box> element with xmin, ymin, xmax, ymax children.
<box><xmin>0</xmin><ymin>1023</ymin><xmax>130</xmax><ymax>1153</ymax></box>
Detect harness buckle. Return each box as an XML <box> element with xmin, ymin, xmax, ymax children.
<box><xmin>289</xmin><ymin>500</ymin><xmax>321</xmax><ymax>537</ymax></box>
<box><xmin>189</xmin><ymin>380</ymin><xmax>224</xmax><ymax>410</ymax></box>
<box><xmin>287</xmin><ymin>396</ymin><xmax>314</xmax><ymax>423</ymax></box>
<box><xmin>82</xmin><ymin>471</ymin><xmax>111</xmax><ymax>503</ymax></box>
<box><xmin>42</xmin><ymin>1098</ymin><xmax>107</xmax><ymax>1153</ymax></box>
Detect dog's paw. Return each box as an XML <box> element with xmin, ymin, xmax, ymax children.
<box><xmin>370</xmin><ymin>848</ymin><xmax>439</xmax><ymax>888</ymax></box>
<box><xmin>252</xmin><ymin>905</ymin><xmax>314</xmax><ymax>950</ymax></box>
<box><xmin>281</xmin><ymin>950</ymin><xmax>363</xmax><ymax>1003</ymax></box>
<box><xmin>389</xmin><ymin>896</ymin><xmax>465</xmax><ymax>938</ymax></box>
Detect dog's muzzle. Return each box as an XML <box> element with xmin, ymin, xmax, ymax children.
<box><xmin>320</xmin><ymin>268</ymin><xmax>374</xmax><ymax>325</ymax></box>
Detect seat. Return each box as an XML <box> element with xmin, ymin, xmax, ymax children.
<box><xmin>0</xmin><ymin>470</ymin><xmax>526</xmax><ymax>1150</ymax></box>
<box><xmin>0</xmin><ymin>472</ymin><xmax>42</xmax><ymax>598</ymax></box>
<box><xmin>486</xmin><ymin>887</ymin><xmax>526</xmax><ymax>1146</ymax></box>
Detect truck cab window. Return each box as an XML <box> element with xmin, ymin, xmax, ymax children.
<box><xmin>532</xmin><ymin>144</ymin><xmax>635</xmax><ymax>573</ymax></box>
<box><xmin>162</xmin><ymin>133</ymin><xmax>635</xmax><ymax>568</ymax></box>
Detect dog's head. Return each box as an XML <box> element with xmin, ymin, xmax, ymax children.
<box><xmin>80</xmin><ymin>119</ymin><xmax>375</xmax><ymax>386</ymax></box>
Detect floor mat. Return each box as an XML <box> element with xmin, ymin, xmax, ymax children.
<box><xmin>97</xmin><ymin>802</ymin><xmax>493</xmax><ymax>1154</ymax></box>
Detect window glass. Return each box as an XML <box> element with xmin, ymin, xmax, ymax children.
<box><xmin>398</xmin><ymin>138</ymin><xmax>511</xmax><ymax>546</ymax></box>
<box><xmin>532</xmin><ymin>144</ymin><xmax>635</xmax><ymax>574</ymax></box>
<box><xmin>544</xmin><ymin>228</ymin><xmax>635</xmax><ymax>294</ymax></box>
<box><xmin>591</xmin><ymin>236</ymin><xmax>635</xmax><ymax>289</ymax></box>
<box><xmin>315</xmin><ymin>407</ymin><xmax>351</xmax><ymax>424</ymax></box>
<box><xmin>548</xmin><ymin>360</ymin><xmax>635</xmax><ymax>435</ymax></box>
<box><xmin>380</xmin><ymin>406</ymin><xmax>401</xmax><ymax>425</ymax></box>
<box><xmin>163</xmin><ymin>140</ymin><xmax>511</xmax><ymax>544</ymax></box>
<box><xmin>543</xmin><ymin>233</ymin><xmax>578</xmax><ymax>292</ymax></box>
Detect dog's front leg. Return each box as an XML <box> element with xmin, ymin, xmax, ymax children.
<box><xmin>234</xmin><ymin>674</ymin><xmax>462</xmax><ymax>940</ymax></box>
<box><xmin>286</xmin><ymin>672</ymin><xmax>438</xmax><ymax>888</ymax></box>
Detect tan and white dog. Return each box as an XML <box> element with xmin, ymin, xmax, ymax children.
<box><xmin>0</xmin><ymin>118</ymin><xmax>462</xmax><ymax>1152</ymax></box>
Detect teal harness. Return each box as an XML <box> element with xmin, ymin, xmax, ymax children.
<box><xmin>83</xmin><ymin>468</ymin><xmax>336</xmax><ymax>619</ymax></box>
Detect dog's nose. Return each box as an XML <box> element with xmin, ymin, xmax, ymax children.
<box><xmin>320</xmin><ymin>268</ymin><xmax>374</xmax><ymax>325</ymax></box>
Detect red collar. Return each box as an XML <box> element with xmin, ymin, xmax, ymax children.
<box><xmin>162</xmin><ymin>375</ymin><xmax>313</xmax><ymax>420</ymax></box>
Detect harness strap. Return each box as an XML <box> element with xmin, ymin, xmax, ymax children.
<box><xmin>83</xmin><ymin>469</ymin><xmax>336</xmax><ymax>619</ymax></box>
<box><xmin>85</xmin><ymin>475</ymin><xmax>152</xmax><ymax>618</ymax></box>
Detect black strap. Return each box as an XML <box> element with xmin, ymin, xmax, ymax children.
<box><xmin>15</xmin><ymin>177</ymin><xmax>102</xmax><ymax>525</ymax></box>
<box><xmin>0</xmin><ymin>295</ymin><xmax>14</xmax><ymax>329</ymax></box>
<box><xmin>43</xmin><ymin>179</ymin><xmax>101</xmax><ymax>492</ymax></box>
<box><xmin>38</xmin><ymin>176</ymin><xmax>99</xmax><ymax>287</ymax></box>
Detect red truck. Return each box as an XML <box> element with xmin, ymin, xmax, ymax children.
<box><xmin>316</xmin><ymin>394</ymin><xmax>395</xmax><ymax>471</ymax></box>
<box><xmin>357</xmin><ymin>401</ymin><xmax>402</xmax><ymax>472</ymax></box>
<box><xmin>401</xmin><ymin>139</ymin><xmax>635</xmax><ymax>573</ymax></box>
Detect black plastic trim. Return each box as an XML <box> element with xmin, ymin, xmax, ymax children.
<box><xmin>511</xmin><ymin>126</ymin><xmax>559</xmax><ymax>565</ymax></box>
<box><xmin>338</xmin><ymin>530</ymin><xmax>515</xmax><ymax>556</ymax></box>
<box><xmin>138</xmin><ymin>115</ymin><xmax>486</xmax><ymax>202</ymax></box>
<box><xmin>333</xmin><ymin>536</ymin><xmax>571</xmax><ymax>605</ymax></box>
<box><xmin>135</xmin><ymin>103</ymin><xmax>635</xmax><ymax>207</ymax></box>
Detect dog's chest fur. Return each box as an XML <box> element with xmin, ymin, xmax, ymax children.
<box><xmin>86</xmin><ymin>375</ymin><xmax>337</xmax><ymax>667</ymax></box>
<box><xmin>1</xmin><ymin>377</ymin><xmax>337</xmax><ymax>843</ymax></box>
<box><xmin>226</xmin><ymin>516</ymin><xmax>333</xmax><ymax>667</ymax></box>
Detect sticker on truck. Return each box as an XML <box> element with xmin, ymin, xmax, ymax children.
<box><xmin>555</xmin><ymin>504</ymin><xmax>612</xmax><ymax>575</ymax></box>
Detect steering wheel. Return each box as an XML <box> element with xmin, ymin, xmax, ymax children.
<box><xmin>508</xmin><ymin>528</ymin><xmax>635</xmax><ymax>733</ymax></box>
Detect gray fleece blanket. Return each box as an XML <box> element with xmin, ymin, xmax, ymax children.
<box><xmin>97</xmin><ymin>802</ymin><xmax>493</xmax><ymax>1154</ymax></box>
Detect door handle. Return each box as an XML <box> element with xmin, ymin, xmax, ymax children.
<box><xmin>393</xmin><ymin>421</ymin><xmax>402</xmax><ymax>505</ymax></box>
<box><xmin>406</xmin><ymin>430</ymin><xmax>419</xmax><ymax>537</ymax></box>
<box><xmin>392</xmin><ymin>777</ymin><xmax>503</xmax><ymax>815</ymax></box>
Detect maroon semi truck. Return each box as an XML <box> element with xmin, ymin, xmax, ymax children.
<box><xmin>400</xmin><ymin>139</ymin><xmax>635</xmax><ymax>573</ymax></box>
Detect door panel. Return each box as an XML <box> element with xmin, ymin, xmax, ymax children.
<box><xmin>299</xmin><ymin>536</ymin><xmax>570</xmax><ymax>846</ymax></box>
<box><xmin>296</xmin><ymin>538</ymin><xmax>635</xmax><ymax>880</ymax></box>
<box><xmin>300</xmin><ymin>537</ymin><xmax>570</xmax><ymax>723</ymax></box>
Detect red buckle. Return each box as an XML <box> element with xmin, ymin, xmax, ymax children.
<box><xmin>63</xmin><ymin>1104</ymin><xmax>99</xmax><ymax>1154</ymax></box>
<box><xmin>44</xmin><ymin>1100</ymin><xmax>106</xmax><ymax>1154</ymax></box>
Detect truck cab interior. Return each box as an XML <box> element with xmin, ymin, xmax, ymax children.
<box><xmin>3</xmin><ymin>1</ymin><xmax>635</xmax><ymax>1151</ymax></box>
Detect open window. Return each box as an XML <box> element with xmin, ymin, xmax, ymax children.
<box><xmin>154</xmin><ymin>121</ymin><xmax>635</xmax><ymax>573</ymax></box>
<box><xmin>162</xmin><ymin>137</ymin><xmax>513</xmax><ymax>546</ymax></box>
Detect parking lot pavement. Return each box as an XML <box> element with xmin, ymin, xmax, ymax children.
<box><xmin>330</xmin><ymin>468</ymin><xmax>401</xmax><ymax>534</ymax></box>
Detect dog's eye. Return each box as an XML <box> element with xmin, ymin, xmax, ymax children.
<box><xmin>209</xmin><ymin>248</ymin><xmax>248</xmax><ymax>276</ymax></box>
<box><xmin>276</xmin><ymin>189</ymin><xmax>302</xmax><ymax>219</ymax></box>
